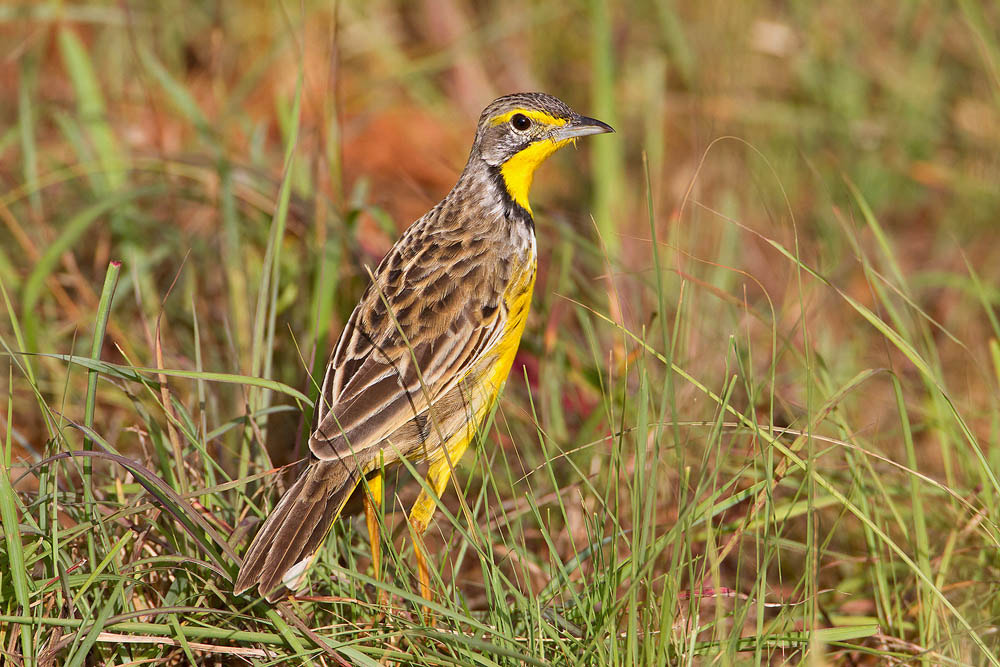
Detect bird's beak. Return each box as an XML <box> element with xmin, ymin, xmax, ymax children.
<box><xmin>551</xmin><ymin>115</ymin><xmax>615</xmax><ymax>142</ymax></box>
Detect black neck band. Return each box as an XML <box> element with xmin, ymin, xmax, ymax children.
<box><xmin>487</xmin><ymin>165</ymin><xmax>534</xmax><ymax>230</ymax></box>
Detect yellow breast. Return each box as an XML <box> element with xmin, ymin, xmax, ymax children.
<box><xmin>429</xmin><ymin>258</ymin><xmax>535</xmax><ymax>466</ymax></box>
<box><xmin>490</xmin><ymin>261</ymin><xmax>536</xmax><ymax>387</ymax></box>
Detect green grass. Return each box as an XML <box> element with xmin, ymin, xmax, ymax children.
<box><xmin>2</xmin><ymin>1</ymin><xmax>1000</xmax><ymax>664</ymax></box>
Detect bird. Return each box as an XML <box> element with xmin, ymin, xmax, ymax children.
<box><xmin>234</xmin><ymin>92</ymin><xmax>614</xmax><ymax>603</ymax></box>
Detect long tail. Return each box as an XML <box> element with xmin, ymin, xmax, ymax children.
<box><xmin>234</xmin><ymin>460</ymin><xmax>360</xmax><ymax>602</ymax></box>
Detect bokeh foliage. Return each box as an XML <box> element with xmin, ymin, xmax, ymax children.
<box><xmin>2</xmin><ymin>1</ymin><xmax>1000</xmax><ymax>664</ymax></box>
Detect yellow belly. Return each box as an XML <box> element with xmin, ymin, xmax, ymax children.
<box><xmin>432</xmin><ymin>259</ymin><xmax>536</xmax><ymax>465</ymax></box>
<box><xmin>487</xmin><ymin>264</ymin><xmax>536</xmax><ymax>394</ymax></box>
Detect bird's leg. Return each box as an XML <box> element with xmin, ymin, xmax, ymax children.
<box><xmin>407</xmin><ymin>443</ymin><xmax>468</xmax><ymax>611</ymax></box>
<box><xmin>363</xmin><ymin>472</ymin><xmax>386</xmax><ymax>607</ymax></box>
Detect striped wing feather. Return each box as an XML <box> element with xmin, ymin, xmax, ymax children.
<box><xmin>309</xmin><ymin>240</ymin><xmax>505</xmax><ymax>463</ymax></box>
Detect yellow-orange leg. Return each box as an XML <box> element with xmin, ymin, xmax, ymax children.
<box><xmin>363</xmin><ymin>472</ymin><xmax>387</xmax><ymax>607</ymax></box>
<box><xmin>407</xmin><ymin>440</ymin><xmax>470</xmax><ymax>611</ymax></box>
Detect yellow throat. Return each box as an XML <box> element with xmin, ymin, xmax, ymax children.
<box><xmin>500</xmin><ymin>138</ymin><xmax>573</xmax><ymax>215</ymax></box>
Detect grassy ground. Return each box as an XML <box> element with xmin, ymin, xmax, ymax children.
<box><xmin>2</xmin><ymin>1</ymin><xmax>1000</xmax><ymax>664</ymax></box>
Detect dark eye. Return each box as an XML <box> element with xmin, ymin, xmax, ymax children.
<box><xmin>511</xmin><ymin>113</ymin><xmax>531</xmax><ymax>131</ymax></box>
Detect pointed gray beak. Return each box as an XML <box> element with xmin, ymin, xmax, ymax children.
<box><xmin>551</xmin><ymin>115</ymin><xmax>615</xmax><ymax>142</ymax></box>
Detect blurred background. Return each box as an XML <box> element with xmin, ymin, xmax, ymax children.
<box><xmin>4</xmin><ymin>1</ymin><xmax>998</xmax><ymax>454</ymax></box>
<box><xmin>2</xmin><ymin>1</ymin><xmax>1000</xmax><ymax>662</ymax></box>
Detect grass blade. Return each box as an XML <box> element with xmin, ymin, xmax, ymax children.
<box><xmin>1</xmin><ymin>366</ymin><xmax>34</xmax><ymax>664</ymax></box>
<box><xmin>81</xmin><ymin>260</ymin><xmax>121</xmax><ymax>566</ymax></box>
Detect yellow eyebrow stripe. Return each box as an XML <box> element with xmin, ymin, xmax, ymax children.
<box><xmin>489</xmin><ymin>108</ymin><xmax>568</xmax><ymax>127</ymax></box>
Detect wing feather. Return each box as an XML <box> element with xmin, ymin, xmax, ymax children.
<box><xmin>309</xmin><ymin>241</ymin><xmax>506</xmax><ymax>462</ymax></box>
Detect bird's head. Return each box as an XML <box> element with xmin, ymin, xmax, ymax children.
<box><xmin>470</xmin><ymin>92</ymin><xmax>614</xmax><ymax>215</ymax></box>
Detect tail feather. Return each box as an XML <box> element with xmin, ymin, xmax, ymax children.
<box><xmin>259</xmin><ymin>469</ymin><xmax>348</xmax><ymax>595</ymax></box>
<box><xmin>235</xmin><ymin>460</ymin><xmax>360</xmax><ymax>601</ymax></box>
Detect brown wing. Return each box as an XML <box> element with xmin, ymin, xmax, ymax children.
<box><xmin>309</xmin><ymin>231</ymin><xmax>505</xmax><ymax>463</ymax></box>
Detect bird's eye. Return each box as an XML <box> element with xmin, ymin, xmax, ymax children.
<box><xmin>511</xmin><ymin>113</ymin><xmax>531</xmax><ymax>131</ymax></box>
